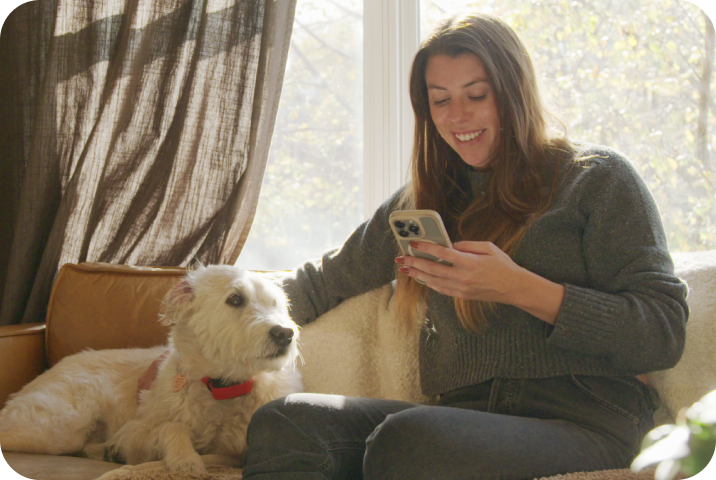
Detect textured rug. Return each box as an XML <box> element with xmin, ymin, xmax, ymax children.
<box><xmin>536</xmin><ymin>467</ymin><xmax>675</xmax><ymax>480</ymax></box>
<box><xmin>94</xmin><ymin>455</ymin><xmax>243</xmax><ymax>480</ymax></box>
<box><xmin>98</xmin><ymin>466</ymin><xmax>242</xmax><ymax>480</ymax></box>
<box><xmin>97</xmin><ymin>463</ymin><xmax>667</xmax><ymax>480</ymax></box>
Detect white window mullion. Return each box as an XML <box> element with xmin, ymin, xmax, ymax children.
<box><xmin>363</xmin><ymin>0</ymin><xmax>420</xmax><ymax>220</ymax></box>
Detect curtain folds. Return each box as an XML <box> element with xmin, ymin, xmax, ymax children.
<box><xmin>0</xmin><ymin>0</ymin><xmax>297</xmax><ymax>325</ymax></box>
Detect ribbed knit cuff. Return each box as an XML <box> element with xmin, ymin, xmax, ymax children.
<box><xmin>548</xmin><ymin>284</ymin><xmax>626</xmax><ymax>355</ymax></box>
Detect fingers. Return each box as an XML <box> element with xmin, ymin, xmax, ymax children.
<box><xmin>396</xmin><ymin>258</ymin><xmax>448</xmax><ymax>277</ymax></box>
<box><xmin>395</xmin><ymin>241</ymin><xmax>513</xmax><ymax>301</ymax></box>
<box><xmin>395</xmin><ymin>242</ymin><xmax>457</xmax><ymax>286</ymax></box>
<box><xmin>410</xmin><ymin>240</ymin><xmax>499</xmax><ymax>259</ymax></box>
<box><xmin>452</xmin><ymin>241</ymin><xmax>499</xmax><ymax>255</ymax></box>
<box><xmin>408</xmin><ymin>241</ymin><xmax>459</xmax><ymax>263</ymax></box>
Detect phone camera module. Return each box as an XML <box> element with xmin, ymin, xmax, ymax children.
<box><xmin>408</xmin><ymin>225</ymin><xmax>420</xmax><ymax>234</ymax></box>
<box><xmin>398</xmin><ymin>230</ymin><xmax>409</xmax><ymax>238</ymax></box>
<box><xmin>394</xmin><ymin>221</ymin><xmax>405</xmax><ymax>229</ymax></box>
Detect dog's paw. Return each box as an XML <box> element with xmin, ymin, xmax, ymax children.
<box><xmin>82</xmin><ymin>443</ymin><xmax>106</xmax><ymax>461</ymax></box>
<box><xmin>165</xmin><ymin>453</ymin><xmax>207</xmax><ymax>474</ymax></box>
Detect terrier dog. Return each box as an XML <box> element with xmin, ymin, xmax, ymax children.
<box><xmin>0</xmin><ymin>265</ymin><xmax>302</xmax><ymax>473</ymax></box>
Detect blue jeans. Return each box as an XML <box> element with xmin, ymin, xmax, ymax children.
<box><xmin>242</xmin><ymin>375</ymin><xmax>660</xmax><ymax>480</ymax></box>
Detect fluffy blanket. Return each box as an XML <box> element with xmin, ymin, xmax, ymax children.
<box><xmin>648</xmin><ymin>250</ymin><xmax>716</xmax><ymax>423</ymax></box>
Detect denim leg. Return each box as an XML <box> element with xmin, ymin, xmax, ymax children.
<box><xmin>243</xmin><ymin>376</ymin><xmax>657</xmax><ymax>480</ymax></box>
<box><xmin>242</xmin><ymin>393</ymin><xmax>420</xmax><ymax>480</ymax></box>
<box><xmin>363</xmin><ymin>376</ymin><xmax>657</xmax><ymax>480</ymax></box>
<box><xmin>363</xmin><ymin>406</ymin><xmax>628</xmax><ymax>480</ymax></box>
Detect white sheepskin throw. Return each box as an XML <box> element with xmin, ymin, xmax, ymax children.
<box><xmin>647</xmin><ymin>250</ymin><xmax>716</xmax><ymax>424</ymax></box>
<box><xmin>299</xmin><ymin>283</ymin><xmax>433</xmax><ymax>404</ymax></box>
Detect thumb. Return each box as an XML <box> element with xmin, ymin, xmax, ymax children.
<box><xmin>452</xmin><ymin>241</ymin><xmax>498</xmax><ymax>255</ymax></box>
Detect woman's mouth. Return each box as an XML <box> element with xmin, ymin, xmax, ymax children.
<box><xmin>454</xmin><ymin>129</ymin><xmax>485</xmax><ymax>143</ymax></box>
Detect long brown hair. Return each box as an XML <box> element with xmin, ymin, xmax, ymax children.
<box><xmin>395</xmin><ymin>13</ymin><xmax>573</xmax><ymax>332</ymax></box>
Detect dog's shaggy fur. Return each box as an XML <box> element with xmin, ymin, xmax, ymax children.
<box><xmin>0</xmin><ymin>265</ymin><xmax>302</xmax><ymax>473</ymax></box>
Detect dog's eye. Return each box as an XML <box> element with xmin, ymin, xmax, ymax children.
<box><xmin>226</xmin><ymin>294</ymin><xmax>245</xmax><ymax>307</ymax></box>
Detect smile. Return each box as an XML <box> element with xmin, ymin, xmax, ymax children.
<box><xmin>454</xmin><ymin>129</ymin><xmax>485</xmax><ymax>142</ymax></box>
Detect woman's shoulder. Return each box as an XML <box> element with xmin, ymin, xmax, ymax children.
<box><xmin>569</xmin><ymin>142</ymin><xmax>635</xmax><ymax>171</ymax></box>
<box><xmin>561</xmin><ymin>141</ymin><xmax>643</xmax><ymax>183</ymax></box>
<box><xmin>553</xmin><ymin>141</ymin><xmax>653</xmax><ymax>208</ymax></box>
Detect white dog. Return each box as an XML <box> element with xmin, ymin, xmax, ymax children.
<box><xmin>0</xmin><ymin>265</ymin><xmax>302</xmax><ymax>473</ymax></box>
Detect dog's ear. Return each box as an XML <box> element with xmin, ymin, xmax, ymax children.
<box><xmin>160</xmin><ymin>279</ymin><xmax>194</xmax><ymax>326</ymax></box>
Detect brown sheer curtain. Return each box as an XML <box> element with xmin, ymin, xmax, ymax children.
<box><xmin>0</xmin><ymin>0</ymin><xmax>297</xmax><ymax>325</ymax></box>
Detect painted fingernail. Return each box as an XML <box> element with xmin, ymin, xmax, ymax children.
<box><xmin>399</xmin><ymin>267</ymin><xmax>410</xmax><ymax>275</ymax></box>
<box><xmin>395</xmin><ymin>257</ymin><xmax>405</xmax><ymax>265</ymax></box>
<box><xmin>409</xmin><ymin>242</ymin><xmax>419</xmax><ymax>249</ymax></box>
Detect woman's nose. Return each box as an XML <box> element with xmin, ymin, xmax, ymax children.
<box><xmin>447</xmin><ymin>99</ymin><xmax>469</xmax><ymax>122</ymax></box>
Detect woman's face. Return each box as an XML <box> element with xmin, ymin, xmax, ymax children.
<box><xmin>424</xmin><ymin>53</ymin><xmax>501</xmax><ymax>170</ymax></box>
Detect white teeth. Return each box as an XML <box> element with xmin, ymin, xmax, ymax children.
<box><xmin>455</xmin><ymin>130</ymin><xmax>484</xmax><ymax>142</ymax></box>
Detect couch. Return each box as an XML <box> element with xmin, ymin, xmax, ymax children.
<box><xmin>1</xmin><ymin>251</ymin><xmax>715</xmax><ymax>480</ymax></box>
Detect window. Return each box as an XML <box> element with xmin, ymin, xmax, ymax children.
<box><xmin>236</xmin><ymin>0</ymin><xmax>364</xmax><ymax>270</ymax></box>
<box><xmin>238</xmin><ymin>0</ymin><xmax>715</xmax><ymax>271</ymax></box>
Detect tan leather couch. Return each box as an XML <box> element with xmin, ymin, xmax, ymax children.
<box><xmin>0</xmin><ymin>263</ymin><xmax>185</xmax><ymax>480</ymax></box>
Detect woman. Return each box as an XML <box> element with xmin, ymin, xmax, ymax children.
<box><xmin>156</xmin><ymin>13</ymin><xmax>688</xmax><ymax>480</ymax></box>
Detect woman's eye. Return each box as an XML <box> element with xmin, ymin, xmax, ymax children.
<box><xmin>469</xmin><ymin>95</ymin><xmax>487</xmax><ymax>102</ymax></box>
<box><xmin>226</xmin><ymin>294</ymin><xmax>245</xmax><ymax>307</ymax></box>
<box><xmin>432</xmin><ymin>98</ymin><xmax>449</xmax><ymax>106</ymax></box>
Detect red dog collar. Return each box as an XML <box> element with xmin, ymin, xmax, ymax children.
<box><xmin>201</xmin><ymin>377</ymin><xmax>253</xmax><ymax>400</ymax></box>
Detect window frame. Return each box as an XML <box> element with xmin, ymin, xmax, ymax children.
<box><xmin>363</xmin><ymin>0</ymin><xmax>420</xmax><ymax>219</ymax></box>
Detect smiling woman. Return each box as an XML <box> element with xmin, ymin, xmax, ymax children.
<box><xmin>425</xmin><ymin>54</ymin><xmax>501</xmax><ymax>169</ymax></box>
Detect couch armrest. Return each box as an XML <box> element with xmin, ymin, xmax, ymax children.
<box><xmin>0</xmin><ymin>323</ymin><xmax>46</xmax><ymax>408</ymax></box>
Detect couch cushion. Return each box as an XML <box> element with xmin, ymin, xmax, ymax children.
<box><xmin>3</xmin><ymin>452</ymin><xmax>122</xmax><ymax>480</ymax></box>
<box><xmin>647</xmin><ymin>251</ymin><xmax>716</xmax><ymax>421</ymax></box>
<box><xmin>45</xmin><ymin>263</ymin><xmax>185</xmax><ymax>367</ymax></box>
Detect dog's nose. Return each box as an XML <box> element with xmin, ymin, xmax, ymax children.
<box><xmin>269</xmin><ymin>326</ymin><xmax>294</xmax><ymax>347</ymax></box>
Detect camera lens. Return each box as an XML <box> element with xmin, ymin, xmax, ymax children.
<box><xmin>394</xmin><ymin>221</ymin><xmax>405</xmax><ymax>229</ymax></box>
<box><xmin>398</xmin><ymin>230</ymin><xmax>409</xmax><ymax>237</ymax></box>
<box><xmin>408</xmin><ymin>225</ymin><xmax>420</xmax><ymax>234</ymax></box>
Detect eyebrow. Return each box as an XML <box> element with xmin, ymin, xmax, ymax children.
<box><xmin>427</xmin><ymin>78</ymin><xmax>489</xmax><ymax>90</ymax></box>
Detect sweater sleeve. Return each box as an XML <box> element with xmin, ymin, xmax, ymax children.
<box><xmin>280</xmin><ymin>188</ymin><xmax>405</xmax><ymax>326</ymax></box>
<box><xmin>547</xmin><ymin>149</ymin><xmax>689</xmax><ymax>373</ymax></box>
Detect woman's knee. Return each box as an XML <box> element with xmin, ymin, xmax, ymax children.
<box><xmin>363</xmin><ymin>407</ymin><xmax>440</xmax><ymax>480</ymax></box>
<box><xmin>244</xmin><ymin>394</ymin><xmax>337</xmax><ymax>478</ymax></box>
<box><xmin>248</xmin><ymin>393</ymin><xmax>327</xmax><ymax>442</ymax></box>
<box><xmin>246</xmin><ymin>397</ymin><xmax>286</xmax><ymax>443</ymax></box>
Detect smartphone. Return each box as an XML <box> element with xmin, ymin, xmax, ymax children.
<box><xmin>389</xmin><ymin>210</ymin><xmax>453</xmax><ymax>267</ymax></box>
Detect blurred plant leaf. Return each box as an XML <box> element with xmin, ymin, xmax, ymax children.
<box><xmin>632</xmin><ymin>390</ymin><xmax>716</xmax><ymax>480</ymax></box>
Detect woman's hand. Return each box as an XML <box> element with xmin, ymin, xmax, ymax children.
<box><xmin>136</xmin><ymin>351</ymin><xmax>169</xmax><ymax>403</ymax></box>
<box><xmin>395</xmin><ymin>241</ymin><xmax>565</xmax><ymax>325</ymax></box>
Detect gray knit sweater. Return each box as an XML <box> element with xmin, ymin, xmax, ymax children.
<box><xmin>282</xmin><ymin>144</ymin><xmax>689</xmax><ymax>396</ymax></box>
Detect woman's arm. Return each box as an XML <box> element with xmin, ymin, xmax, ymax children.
<box><xmin>396</xmin><ymin>240</ymin><xmax>565</xmax><ymax>325</ymax></box>
<box><xmin>281</xmin><ymin>188</ymin><xmax>406</xmax><ymax>326</ymax></box>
